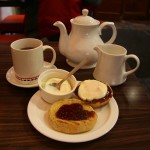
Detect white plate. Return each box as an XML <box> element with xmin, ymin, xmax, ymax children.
<box><xmin>6</xmin><ymin>62</ymin><xmax>57</xmax><ymax>88</ymax></box>
<box><xmin>27</xmin><ymin>91</ymin><xmax>119</xmax><ymax>143</ymax></box>
<box><xmin>66</xmin><ymin>59</ymin><xmax>96</xmax><ymax>69</ymax></box>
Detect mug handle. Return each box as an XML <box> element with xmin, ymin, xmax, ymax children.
<box><xmin>124</xmin><ymin>54</ymin><xmax>140</xmax><ymax>76</ymax></box>
<box><xmin>99</xmin><ymin>22</ymin><xmax>117</xmax><ymax>44</ymax></box>
<box><xmin>43</xmin><ymin>45</ymin><xmax>56</xmax><ymax>69</ymax></box>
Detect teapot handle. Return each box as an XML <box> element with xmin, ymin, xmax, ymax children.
<box><xmin>99</xmin><ymin>22</ymin><xmax>117</xmax><ymax>44</ymax></box>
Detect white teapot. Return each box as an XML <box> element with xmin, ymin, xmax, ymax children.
<box><xmin>54</xmin><ymin>9</ymin><xmax>117</xmax><ymax>69</ymax></box>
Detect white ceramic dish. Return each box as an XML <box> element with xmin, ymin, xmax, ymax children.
<box><xmin>66</xmin><ymin>59</ymin><xmax>96</xmax><ymax>69</ymax></box>
<box><xmin>6</xmin><ymin>62</ymin><xmax>57</xmax><ymax>88</ymax></box>
<box><xmin>27</xmin><ymin>91</ymin><xmax>119</xmax><ymax>143</ymax></box>
<box><xmin>38</xmin><ymin>69</ymin><xmax>78</xmax><ymax>103</ymax></box>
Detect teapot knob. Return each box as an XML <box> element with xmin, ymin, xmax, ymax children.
<box><xmin>82</xmin><ymin>9</ymin><xmax>89</xmax><ymax>16</ymax></box>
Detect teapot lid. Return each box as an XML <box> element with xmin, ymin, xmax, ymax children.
<box><xmin>72</xmin><ymin>9</ymin><xmax>99</xmax><ymax>25</ymax></box>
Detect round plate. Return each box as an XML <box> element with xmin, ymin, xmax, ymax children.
<box><xmin>66</xmin><ymin>59</ymin><xmax>96</xmax><ymax>69</ymax></box>
<box><xmin>6</xmin><ymin>62</ymin><xmax>57</xmax><ymax>88</ymax></box>
<box><xmin>27</xmin><ymin>91</ymin><xmax>119</xmax><ymax>143</ymax></box>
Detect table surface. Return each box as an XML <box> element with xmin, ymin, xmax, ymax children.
<box><xmin>0</xmin><ymin>41</ymin><xmax>150</xmax><ymax>149</ymax></box>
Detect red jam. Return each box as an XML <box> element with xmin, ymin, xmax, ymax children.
<box><xmin>56</xmin><ymin>103</ymin><xmax>95</xmax><ymax>120</ymax></box>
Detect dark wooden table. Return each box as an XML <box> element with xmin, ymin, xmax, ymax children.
<box><xmin>0</xmin><ymin>41</ymin><xmax>150</xmax><ymax>149</ymax></box>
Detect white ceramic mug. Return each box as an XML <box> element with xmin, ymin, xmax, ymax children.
<box><xmin>93</xmin><ymin>44</ymin><xmax>140</xmax><ymax>86</ymax></box>
<box><xmin>11</xmin><ymin>38</ymin><xmax>56</xmax><ymax>85</ymax></box>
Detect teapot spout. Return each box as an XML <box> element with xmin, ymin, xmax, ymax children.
<box><xmin>53</xmin><ymin>21</ymin><xmax>69</xmax><ymax>56</ymax></box>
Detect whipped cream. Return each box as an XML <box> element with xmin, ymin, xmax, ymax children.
<box><xmin>78</xmin><ymin>80</ymin><xmax>107</xmax><ymax>101</ymax></box>
<box><xmin>43</xmin><ymin>78</ymin><xmax>72</xmax><ymax>95</ymax></box>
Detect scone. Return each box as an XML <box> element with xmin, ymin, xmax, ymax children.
<box><xmin>76</xmin><ymin>80</ymin><xmax>113</xmax><ymax>108</ymax></box>
<box><xmin>48</xmin><ymin>99</ymin><xmax>97</xmax><ymax>134</ymax></box>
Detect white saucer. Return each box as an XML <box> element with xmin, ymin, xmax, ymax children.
<box><xmin>66</xmin><ymin>59</ymin><xmax>96</xmax><ymax>69</ymax></box>
<box><xmin>27</xmin><ymin>91</ymin><xmax>119</xmax><ymax>143</ymax></box>
<box><xmin>6</xmin><ymin>62</ymin><xmax>57</xmax><ymax>88</ymax></box>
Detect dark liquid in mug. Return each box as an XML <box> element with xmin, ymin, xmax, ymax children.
<box><xmin>21</xmin><ymin>47</ymin><xmax>35</xmax><ymax>50</ymax></box>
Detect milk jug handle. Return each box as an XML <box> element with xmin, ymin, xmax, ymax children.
<box><xmin>99</xmin><ymin>22</ymin><xmax>117</xmax><ymax>44</ymax></box>
<box><xmin>124</xmin><ymin>54</ymin><xmax>140</xmax><ymax>76</ymax></box>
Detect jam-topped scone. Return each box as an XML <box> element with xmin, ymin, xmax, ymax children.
<box><xmin>76</xmin><ymin>80</ymin><xmax>113</xmax><ymax>108</ymax></box>
<box><xmin>48</xmin><ymin>99</ymin><xmax>97</xmax><ymax>134</ymax></box>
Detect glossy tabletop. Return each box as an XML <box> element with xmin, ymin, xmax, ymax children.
<box><xmin>0</xmin><ymin>41</ymin><xmax>150</xmax><ymax>149</ymax></box>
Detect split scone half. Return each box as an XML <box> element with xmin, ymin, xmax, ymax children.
<box><xmin>48</xmin><ymin>99</ymin><xmax>97</xmax><ymax>134</ymax></box>
<box><xmin>76</xmin><ymin>80</ymin><xmax>113</xmax><ymax>108</ymax></box>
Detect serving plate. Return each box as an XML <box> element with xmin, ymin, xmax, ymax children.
<box><xmin>27</xmin><ymin>90</ymin><xmax>119</xmax><ymax>143</ymax></box>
